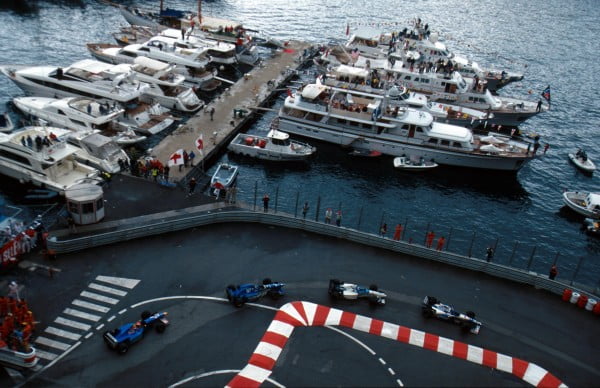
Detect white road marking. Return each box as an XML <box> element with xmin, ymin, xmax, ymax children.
<box><xmin>107</xmin><ymin>315</ymin><xmax>116</xmax><ymax>322</ymax></box>
<box><xmin>88</xmin><ymin>282</ymin><xmax>127</xmax><ymax>296</ymax></box>
<box><xmin>85</xmin><ymin>332</ymin><xmax>93</xmax><ymax>339</ymax></box>
<box><xmin>44</xmin><ymin>326</ymin><xmax>82</xmax><ymax>341</ymax></box>
<box><xmin>396</xmin><ymin>378</ymin><xmax>404</xmax><ymax>386</ymax></box>
<box><xmin>95</xmin><ymin>275</ymin><xmax>140</xmax><ymax>289</ymax></box>
<box><xmin>54</xmin><ymin>317</ymin><xmax>91</xmax><ymax>331</ymax></box>
<box><xmin>325</xmin><ymin>325</ymin><xmax>376</xmax><ymax>355</ymax></box>
<box><xmin>34</xmin><ymin>336</ymin><xmax>70</xmax><ymax>351</ymax></box>
<box><xmin>379</xmin><ymin>357</ymin><xmax>386</xmax><ymax>365</ymax></box>
<box><xmin>80</xmin><ymin>291</ymin><xmax>119</xmax><ymax>305</ymax></box>
<box><xmin>34</xmin><ymin>349</ymin><xmax>58</xmax><ymax>361</ymax></box>
<box><xmin>4</xmin><ymin>366</ymin><xmax>23</xmax><ymax>381</ymax></box>
<box><xmin>63</xmin><ymin>308</ymin><xmax>101</xmax><ymax>322</ymax></box>
<box><xmin>388</xmin><ymin>367</ymin><xmax>395</xmax><ymax>376</ymax></box>
<box><xmin>118</xmin><ymin>308</ymin><xmax>127</xmax><ymax>314</ymax></box>
<box><xmin>169</xmin><ymin>370</ymin><xmax>285</xmax><ymax>388</ymax></box>
<box><xmin>72</xmin><ymin>299</ymin><xmax>110</xmax><ymax>313</ymax></box>
<box><xmin>96</xmin><ymin>324</ymin><xmax>105</xmax><ymax>330</ymax></box>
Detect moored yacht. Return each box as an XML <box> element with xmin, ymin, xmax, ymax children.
<box><xmin>13</xmin><ymin>96</ymin><xmax>147</xmax><ymax>145</ymax></box>
<box><xmin>1</xmin><ymin>60</ymin><xmax>174</xmax><ymax>135</ymax></box>
<box><xmin>0</xmin><ymin>126</ymin><xmax>100</xmax><ymax>192</ymax></box>
<box><xmin>278</xmin><ymin>83</ymin><xmax>536</xmax><ymax>171</ymax></box>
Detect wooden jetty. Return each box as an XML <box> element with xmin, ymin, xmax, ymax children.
<box><xmin>150</xmin><ymin>41</ymin><xmax>313</xmax><ymax>182</ymax></box>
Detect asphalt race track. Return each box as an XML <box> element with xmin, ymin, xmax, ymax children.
<box><xmin>6</xmin><ymin>223</ymin><xmax>599</xmax><ymax>387</ymax></box>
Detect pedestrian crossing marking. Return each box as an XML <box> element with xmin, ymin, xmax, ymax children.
<box><xmin>72</xmin><ymin>299</ymin><xmax>110</xmax><ymax>313</ymax></box>
<box><xmin>54</xmin><ymin>317</ymin><xmax>91</xmax><ymax>331</ymax></box>
<box><xmin>63</xmin><ymin>308</ymin><xmax>101</xmax><ymax>322</ymax></box>
<box><xmin>35</xmin><ymin>349</ymin><xmax>58</xmax><ymax>361</ymax></box>
<box><xmin>88</xmin><ymin>282</ymin><xmax>128</xmax><ymax>297</ymax></box>
<box><xmin>35</xmin><ymin>336</ymin><xmax>70</xmax><ymax>351</ymax></box>
<box><xmin>44</xmin><ymin>326</ymin><xmax>82</xmax><ymax>341</ymax></box>
<box><xmin>80</xmin><ymin>291</ymin><xmax>119</xmax><ymax>305</ymax></box>
<box><xmin>95</xmin><ymin>275</ymin><xmax>140</xmax><ymax>289</ymax></box>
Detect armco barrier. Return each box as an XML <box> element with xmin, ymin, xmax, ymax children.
<box><xmin>47</xmin><ymin>209</ymin><xmax>599</xmax><ymax>300</ymax></box>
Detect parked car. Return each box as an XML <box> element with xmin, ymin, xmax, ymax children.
<box><xmin>421</xmin><ymin>296</ymin><xmax>482</xmax><ymax>334</ymax></box>
<box><xmin>103</xmin><ymin>311</ymin><xmax>169</xmax><ymax>354</ymax></box>
<box><xmin>225</xmin><ymin>278</ymin><xmax>285</xmax><ymax>307</ymax></box>
<box><xmin>328</xmin><ymin>278</ymin><xmax>387</xmax><ymax>305</ymax></box>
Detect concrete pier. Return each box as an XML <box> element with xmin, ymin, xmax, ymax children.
<box><xmin>150</xmin><ymin>40</ymin><xmax>313</xmax><ymax>182</ymax></box>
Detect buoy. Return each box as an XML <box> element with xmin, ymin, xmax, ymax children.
<box><xmin>258</xmin><ymin>139</ymin><xmax>266</xmax><ymax>148</ymax></box>
<box><xmin>593</xmin><ymin>301</ymin><xmax>600</xmax><ymax>315</ymax></box>
<box><xmin>569</xmin><ymin>291</ymin><xmax>580</xmax><ymax>304</ymax></box>
<box><xmin>576</xmin><ymin>294</ymin><xmax>588</xmax><ymax>308</ymax></box>
<box><xmin>245</xmin><ymin>136</ymin><xmax>254</xmax><ymax>146</ymax></box>
<box><xmin>585</xmin><ymin>298</ymin><xmax>596</xmax><ymax>312</ymax></box>
<box><xmin>562</xmin><ymin>288</ymin><xmax>572</xmax><ymax>302</ymax></box>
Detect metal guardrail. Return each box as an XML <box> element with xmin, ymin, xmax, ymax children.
<box><xmin>47</xmin><ymin>209</ymin><xmax>599</xmax><ymax>299</ymax></box>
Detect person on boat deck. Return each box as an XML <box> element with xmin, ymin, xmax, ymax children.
<box><xmin>34</xmin><ymin>135</ymin><xmax>43</xmax><ymax>151</ymax></box>
<box><xmin>20</xmin><ymin>137</ymin><xmax>26</xmax><ymax>147</ymax></box>
<box><xmin>26</xmin><ymin>135</ymin><xmax>33</xmax><ymax>148</ymax></box>
<box><xmin>49</xmin><ymin>132</ymin><xmax>58</xmax><ymax>142</ymax></box>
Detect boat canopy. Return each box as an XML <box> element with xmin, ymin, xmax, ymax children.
<box><xmin>267</xmin><ymin>129</ymin><xmax>289</xmax><ymax>141</ymax></box>
<box><xmin>69</xmin><ymin>59</ymin><xmax>113</xmax><ymax>74</ymax></box>
<box><xmin>134</xmin><ymin>56</ymin><xmax>170</xmax><ymax>72</ymax></box>
<box><xmin>586</xmin><ymin>193</ymin><xmax>600</xmax><ymax>208</ymax></box>
<box><xmin>334</xmin><ymin>65</ymin><xmax>369</xmax><ymax>79</ymax></box>
<box><xmin>352</xmin><ymin>26</ymin><xmax>383</xmax><ymax>40</ymax></box>
<box><xmin>428</xmin><ymin>122</ymin><xmax>472</xmax><ymax>142</ymax></box>
<box><xmin>301</xmin><ymin>84</ymin><xmax>327</xmax><ymax>100</ymax></box>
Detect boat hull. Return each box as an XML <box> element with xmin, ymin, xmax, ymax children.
<box><xmin>279</xmin><ymin>115</ymin><xmax>530</xmax><ymax>171</ymax></box>
<box><xmin>568</xmin><ymin>153</ymin><xmax>596</xmax><ymax>173</ymax></box>
<box><xmin>563</xmin><ymin>192</ymin><xmax>600</xmax><ymax>219</ymax></box>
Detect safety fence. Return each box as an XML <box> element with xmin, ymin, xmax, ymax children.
<box><xmin>47</xmin><ymin>207</ymin><xmax>599</xmax><ymax>299</ymax></box>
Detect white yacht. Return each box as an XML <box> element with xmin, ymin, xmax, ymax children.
<box><xmin>87</xmin><ymin>42</ymin><xmax>216</xmax><ymax>86</ymax></box>
<box><xmin>0</xmin><ymin>126</ymin><xmax>100</xmax><ymax>192</ymax></box>
<box><xmin>159</xmin><ymin>29</ymin><xmax>238</xmax><ymax>66</ymax></box>
<box><xmin>13</xmin><ymin>96</ymin><xmax>147</xmax><ymax>145</ymax></box>
<box><xmin>278</xmin><ymin>83</ymin><xmax>536</xmax><ymax>171</ymax></box>
<box><xmin>1</xmin><ymin>60</ymin><xmax>174</xmax><ymax>135</ymax></box>
<box><xmin>110</xmin><ymin>58</ymin><xmax>203</xmax><ymax>112</ymax></box>
<box><xmin>0</xmin><ymin>113</ymin><xmax>13</xmax><ymax>133</ymax></box>
<box><xmin>323</xmin><ymin>65</ymin><xmax>489</xmax><ymax>127</ymax></box>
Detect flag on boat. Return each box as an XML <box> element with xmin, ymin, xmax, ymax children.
<box><xmin>167</xmin><ymin>149</ymin><xmax>185</xmax><ymax>167</ymax></box>
<box><xmin>195</xmin><ymin>134</ymin><xmax>204</xmax><ymax>152</ymax></box>
<box><xmin>541</xmin><ymin>85</ymin><xmax>551</xmax><ymax>104</ymax></box>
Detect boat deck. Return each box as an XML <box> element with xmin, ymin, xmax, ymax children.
<box><xmin>150</xmin><ymin>40</ymin><xmax>313</xmax><ymax>182</ymax></box>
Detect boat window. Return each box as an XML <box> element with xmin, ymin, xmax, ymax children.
<box><xmin>71</xmin><ymin>119</ymin><xmax>87</xmax><ymax>127</ymax></box>
<box><xmin>58</xmin><ymin>110</ymin><xmax>66</xmax><ymax>116</ymax></box>
<box><xmin>440</xmin><ymin>140</ymin><xmax>450</xmax><ymax>146</ymax></box>
<box><xmin>68</xmin><ymin>202</ymin><xmax>78</xmax><ymax>213</ymax></box>
<box><xmin>0</xmin><ymin>149</ymin><xmax>31</xmax><ymax>165</ymax></box>
<box><xmin>416</xmin><ymin>127</ymin><xmax>423</xmax><ymax>133</ymax></box>
<box><xmin>404</xmin><ymin>76</ymin><xmax>411</xmax><ymax>81</ymax></box>
<box><xmin>401</xmin><ymin>124</ymin><xmax>409</xmax><ymax>130</ymax></box>
<box><xmin>349</xmin><ymin>120</ymin><xmax>359</xmax><ymax>126</ymax></box>
<box><xmin>337</xmin><ymin>119</ymin><xmax>347</xmax><ymax>124</ymax></box>
<box><xmin>96</xmin><ymin>198</ymin><xmax>104</xmax><ymax>210</ymax></box>
<box><xmin>122</xmin><ymin>51</ymin><xmax>138</xmax><ymax>58</ymax></box>
<box><xmin>82</xmin><ymin>202</ymin><xmax>94</xmax><ymax>214</ymax></box>
<box><xmin>453</xmin><ymin>142</ymin><xmax>462</xmax><ymax>148</ymax></box>
<box><xmin>362</xmin><ymin>123</ymin><xmax>372</xmax><ymax>129</ymax></box>
<box><xmin>428</xmin><ymin>138</ymin><xmax>438</xmax><ymax>144</ymax></box>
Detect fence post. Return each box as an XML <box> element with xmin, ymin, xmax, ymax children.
<box><xmin>357</xmin><ymin>206</ymin><xmax>363</xmax><ymax>230</ymax></box>
<box><xmin>315</xmin><ymin>196</ymin><xmax>321</xmax><ymax>222</ymax></box>
<box><xmin>446</xmin><ymin>227</ymin><xmax>453</xmax><ymax>251</ymax></box>
<box><xmin>468</xmin><ymin>231</ymin><xmax>476</xmax><ymax>258</ymax></box>
<box><xmin>493</xmin><ymin>237</ymin><xmax>499</xmax><ymax>253</ymax></box>
<box><xmin>509</xmin><ymin>241</ymin><xmax>518</xmax><ymax>266</ymax></box>
<box><xmin>274</xmin><ymin>185</ymin><xmax>279</xmax><ymax>214</ymax></box>
<box><xmin>402</xmin><ymin>217</ymin><xmax>408</xmax><ymax>241</ymax></box>
<box><xmin>570</xmin><ymin>256</ymin><xmax>585</xmax><ymax>286</ymax></box>
<box><xmin>379</xmin><ymin>211</ymin><xmax>385</xmax><ymax>233</ymax></box>
<box><xmin>552</xmin><ymin>252</ymin><xmax>560</xmax><ymax>265</ymax></box>
<box><xmin>526</xmin><ymin>246</ymin><xmax>536</xmax><ymax>271</ymax></box>
<box><xmin>253</xmin><ymin>180</ymin><xmax>257</xmax><ymax>211</ymax></box>
<box><xmin>423</xmin><ymin>222</ymin><xmax>430</xmax><ymax>245</ymax></box>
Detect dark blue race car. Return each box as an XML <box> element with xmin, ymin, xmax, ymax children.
<box><xmin>103</xmin><ymin>311</ymin><xmax>169</xmax><ymax>354</ymax></box>
<box><xmin>225</xmin><ymin>278</ymin><xmax>285</xmax><ymax>307</ymax></box>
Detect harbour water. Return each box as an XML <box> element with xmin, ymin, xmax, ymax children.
<box><xmin>0</xmin><ymin>0</ymin><xmax>599</xmax><ymax>286</ymax></box>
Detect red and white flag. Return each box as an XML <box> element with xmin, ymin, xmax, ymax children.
<box><xmin>167</xmin><ymin>149</ymin><xmax>185</xmax><ymax>167</ymax></box>
<box><xmin>195</xmin><ymin>134</ymin><xmax>204</xmax><ymax>152</ymax></box>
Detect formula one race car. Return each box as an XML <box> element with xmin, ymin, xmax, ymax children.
<box><xmin>103</xmin><ymin>311</ymin><xmax>169</xmax><ymax>354</ymax></box>
<box><xmin>328</xmin><ymin>279</ymin><xmax>387</xmax><ymax>305</ymax></box>
<box><xmin>225</xmin><ymin>278</ymin><xmax>285</xmax><ymax>307</ymax></box>
<box><xmin>421</xmin><ymin>296</ymin><xmax>482</xmax><ymax>334</ymax></box>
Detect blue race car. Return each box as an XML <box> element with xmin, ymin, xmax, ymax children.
<box><xmin>421</xmin><ymin>296</ymin><xmax>482</xmax><ymax>334</ymax></box>
<box><xmin>225</xmin><ymin>278</ymin><xmax>285</xmax><ymax>307</ymax></box>
<box><xmin>103</xmin><ymin>311</ymin><xmax>169</xmax><ymax>354</ymax></box>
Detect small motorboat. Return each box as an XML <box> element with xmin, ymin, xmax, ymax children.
<box><xmin>228</xmin><ymin>129</ymin><xmax>316</xmax><ymax>162</ymax></box>
<box><xmin>211</xmin><ymin>163</ymin><xmax>239</xmax><ymax>196</ymax></box>
<box><xmin>562</xmin><ymin>191</ymin><xmax>600</xmax><ymax>219</ymax></box>
<box><xmin>111</xmin><ymin>129</ymin><xmax>147</xmax><ymax>146</ymax></box>
<box><xmin>0</xmin><ymin>113</ymin><xmax>13</xmax><ymax>133</ymax></box>
<box><xmin>583</xmin><ymin>218</ymin><xmax>600</xmax><ymax>237</ymax></box>
<box><xmin>349</xmin><ymin>148</ymin><xmax>382</xmax><ymax>157</ymax></box>
<box><xmin>568</xmin><ymin>149</ymin><xmax>595</xmax><ymax>173</ymax></box>
<box><xmin>393</xmin><ymin>156</ymin><xmax>438</xmax><ymax>171</ymax></box>
<box><xmin>24</xmin><ymin>188</ymin><xmax>59</xmax><ymax>201</ymax></box>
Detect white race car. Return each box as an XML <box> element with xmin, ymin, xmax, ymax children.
<box><xmin>328</xmin><ymin>279</ymin><xmax>387</xmax><ymax>305</ymax></box>
<box><xmin>421</xmin><ymin>296</ymin><xmax>482</xmax><ymax>334</ymax></box>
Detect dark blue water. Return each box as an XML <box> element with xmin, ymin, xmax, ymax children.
<box><xmin>0</xmin><ymin>0</ymin><xmax>599</xmax><ymax>287</ymax></box>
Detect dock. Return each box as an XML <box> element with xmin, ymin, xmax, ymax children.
<box><xmin>150</xmin><ymin>40</ymin><xmax>314</xmax><ymax>183</ymax></box>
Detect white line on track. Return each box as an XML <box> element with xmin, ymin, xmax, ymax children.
<box><xmin>379</xmin><ymin>357</ymin><xmax>386</xmax><ymax>365</ymax></box>
<box><xmin>169</xmin><ymin>369</ymin><xmax>285</xmax><ymax>388</ymax></box>
<box><xmin>107</xmin><ymin>315</ymin><xmax>116</xmax><ymax>322</ymax></box>
<box><xmin>54</xmin><ymin>317</ymin><xmax>91</xmax><ymax>331</ymax></box>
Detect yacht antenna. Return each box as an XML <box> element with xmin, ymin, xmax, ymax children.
<box><xmin>160</xmin><ymin>0</ymin><xmax>163</xmax><ymax>12</ymax></box>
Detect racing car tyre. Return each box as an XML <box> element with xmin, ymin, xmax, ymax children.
<box><xmin>425</xmin><ymin>296</ymin><xmax>438</xmax><ymax>306</ymax></box>
<box><xmin>156</xmin><ymin>323</ymin><xmax>166</xmax><ymax>333</ymax></box>
<box><xmin>263</xmin><ymin>278</ymin><xmax>272</xmax><ymax>285</ymax></box>
<box><xmin>141</xmin><ymin>311</ymin><xmax>152</xmax><ymax>320</ymax></box>
<box><xmin>226</xmin><ymin>285</ymin><xmax>235</xmax><ymax>301</ymax></box>
<box><xmin>233</xmin><ymin>298</ymin><xmax>246</xmax><ymax>308</ymax></box>
<box><xmin>466</xmin><ymin>311</ymin><xmax>476</xmax><ymax>319</ymax></box>
<box><xmin>117</xmin><ymin>342</ymin><xmax>129</xmax><ymax>354</ymax></box>
<box><xmin>369</xmin><ymin>284</ymin><xmax>378</xmax><ymax>291</ymax></box>
<box><xmin>422</xmin><ymin>308</ymin><xmax>433</xmax><ymax>318</ymax></box>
